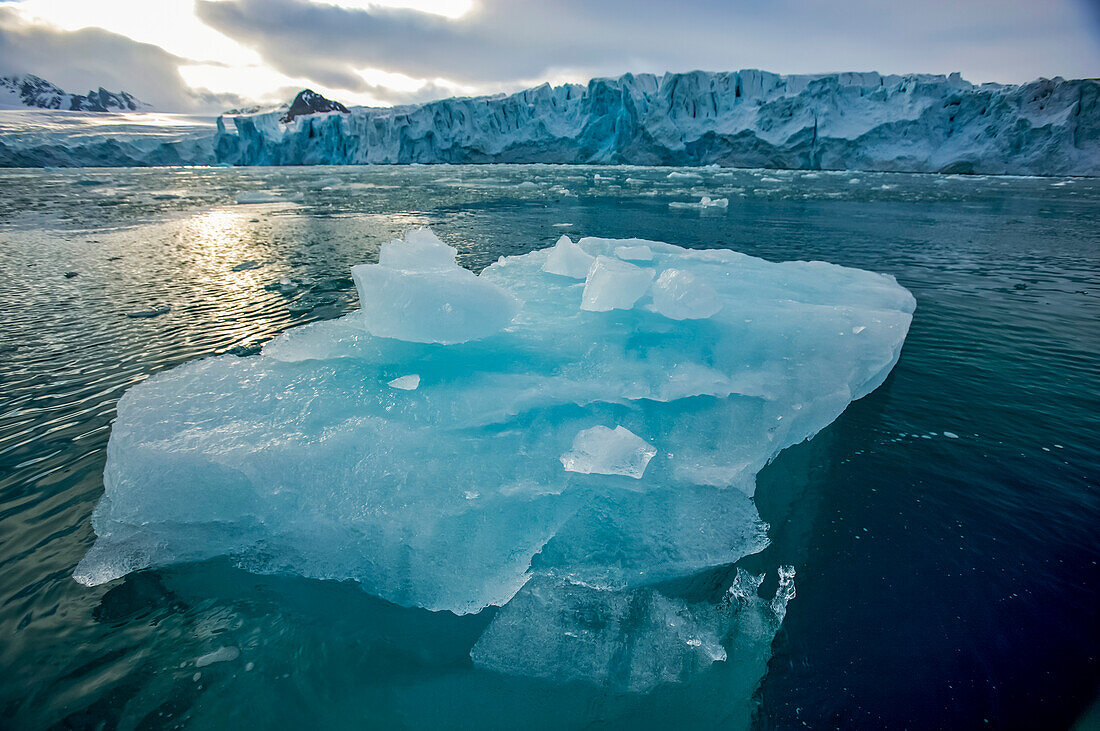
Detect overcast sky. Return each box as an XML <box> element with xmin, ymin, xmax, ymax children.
<box><xmin>1</xmin><ymin>0</ymin><xmax>1098</xmax><ymax>112</ymax></box>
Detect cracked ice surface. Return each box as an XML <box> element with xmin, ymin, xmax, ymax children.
<box><xmin>75</xmin><ymin>229</ymin><xmax>914</xmax><ymax>616</ymax></box>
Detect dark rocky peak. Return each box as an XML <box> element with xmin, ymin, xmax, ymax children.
<box><xmin>280</xmin><ymin>89</ymin><xmax>349</xmax><ymax>123</ymax></box>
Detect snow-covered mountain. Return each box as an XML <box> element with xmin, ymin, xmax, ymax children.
<box><xmin>0</xmin><ymin>74</ymin><xmax>152</xmax><ymax>112</ymax></box>
<box><xmin>214</xmin><ymin>70</ymin><xmax>1099</xmax><ymax>175</ymax></box>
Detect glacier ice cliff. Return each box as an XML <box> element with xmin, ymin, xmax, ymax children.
<box><xmin>212</xmin><ymin>70</ymin><xmax>1100</xmax><ymax>175</ymax></box>
<box><xmin>0</xmin><ymin>109</ymin><xmax>215</xmax><ymax>167</ymax></box>
<box><xmin>1</xmin><ymin>70</ymin><xmax>1096</xmax><ymax>174</ymax></box>
<box><xmin>75</xmin><ymin>229</ymin><xmax>914</xmax><ymax>615</ymax></box>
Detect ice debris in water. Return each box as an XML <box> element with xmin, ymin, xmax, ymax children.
<box><xmin>560</xmin><ymin>425</ymin><xmax>656</xmax><ymax>479</ymax></box>
<box><xmin>195</xmin><ymin>646</ymin><xmax>240</xmax><ymax>668</ymax></box>
<box><xmin>125</xmin><ymin>304</ymin><xmax>170</xmax><ymax>319</ymax></box>
<box><xmin>669</xmin><ymin>196</ymin><xmax>729</xmax><ymax>210</ymax></box>
<box><xmin>75</xmin><ymin>228</ymin><xmax>914</xmax><ymax>623</ymax></box>
<box><xmin>234</xmin><ymin>191</ymin><xmax>283</xmax><ymax>204</ymax></box>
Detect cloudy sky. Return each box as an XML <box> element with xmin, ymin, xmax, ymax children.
<box><xmin>1</xmin><ymin>0</ymin><xmax>1098</xmax><ymax>112</ymax></box>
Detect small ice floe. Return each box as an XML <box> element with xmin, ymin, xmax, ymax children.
<box><xmin>560</xmin><ymin>425</ymin><xmax>657</xmax><ymax>479</ymax></box>
<box><xmin>943</xmin><ymin>431</ymin><xmax>959</xmax><ymax>439</ymax></box>
<box><xmin>195</xmin><ymin>646</ymin><xmax>240</xmax><ymax>668</ymax></box>
<box><xmin>516</xmin><ymin>181</ymin><xmax>538</xmax><ymax>189</ymax></box>
<box><xmin>668</xmin><ymin>196</ymin><xmax>729</xmax><ymax>210</ymax></box>
<box><xmin>232</xmin><ymin>260</ymin><xmax>262</xmax><ymax>272</ymax></box>
<box><xmin>667</xmin><ymin>171</ymin><xmax>701</xmax><ymax>180</ymax></box>
<box><xmin>235</xmin><ymin>191</ymin><xmax>283</xmax><ymax>204</ymax></box>
<box><xmin>264</xmin><ymin>278</ymin><xmax>299</xmax><ymax>294</ymax></box>
<box><xmin>551</xmin><ymin>222</ymin><xmax>574</xmax><ymax>228</ymax></box>
<box><xmin>126</xmin><ymin>305</ymin><xmax>171</xmax><ymax>319</ymax></box>
<box><xmin>388</xmin><ymin>374</ymin><xmax>420</xmax><ymax>391</ymax></box>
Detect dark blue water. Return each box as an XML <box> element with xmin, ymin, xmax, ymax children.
<box><xmin>0</xmin><ymin>166</ymin><xmax>1097</xmax><ymax>729</ymax></box>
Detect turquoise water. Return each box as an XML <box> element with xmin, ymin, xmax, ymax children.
<box><xmin>0</xmin><ymin>165</ymin><xmax>1097</xmax><ymax>729</ymax></box>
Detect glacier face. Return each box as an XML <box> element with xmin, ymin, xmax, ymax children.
<box><xmin>0</xmin><ymin>110</ymin><xmax>216</xmax><ymax>167</ymax></box>
<box><xmin>213</xmin><ymin>70</ymin><xmax>1100</xmax><ymax>175</ymax></box>
<box><xmin>75</xmin><ymin>229</ymin><xmax>915</xmax><ymax>619</ymax></box>
<box><xmin>0</xmin><ymin>69</ymin><xmax>1095</xmax><ymax>174</ymax></box>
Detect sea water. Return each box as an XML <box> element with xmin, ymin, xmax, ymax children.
<box><xmin>0</xmin><ymin>165</ymin><xmax>1096</xmax><ymax>729</ymax></box>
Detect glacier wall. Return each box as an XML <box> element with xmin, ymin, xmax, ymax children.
<box><xmin>0</xmin><ymin>110</ymin><xmax>216</xmax><ymax>167</ymax></box>
<box><xmin>214</xmin><ymin>70</ymin><xmax>1100</xmax><ymax>176</ymax></box>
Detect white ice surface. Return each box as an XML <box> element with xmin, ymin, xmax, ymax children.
<box><xmin>542</xmin><ymin>235</ymin><xmax>595</xmax><ymax>279</ymax></box>
<box><xmin>560</xmin><ymin>426</ymin><xmax>657</xmax><ymax>479</ymax></box>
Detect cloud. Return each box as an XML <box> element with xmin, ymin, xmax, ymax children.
<box><xmin>0</xmin><ymin>7</ymin><xmax>249</xmax><ymax>111</ymax></box>
<box><xmin>2</xmin><ymin>0</ymin><xmax>1098</xmax><ymax>113</ymax></box>
<box><xmin>196</xmin><ymin>0</ymin><xmax>1100</xmax><ymax>94</ymax></box>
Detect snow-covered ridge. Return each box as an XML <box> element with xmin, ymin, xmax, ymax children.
<box><xmin>215</xmin><ymin>70</ymin><xmax>1100</xmax><ymax>175</ymax></box>
<box><xmin>0</xmin><ymin>74</ymin><xmax>151</xmax><ymax>113</ymax></box>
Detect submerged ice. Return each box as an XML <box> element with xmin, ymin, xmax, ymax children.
<box><xmin>471</xmin><ymin>567</ymin><xmax>796</xmax><ymax>692</ymax></box>
<box><xmin>76</xmin><ymin>229</ymin><xmax>914</xmax><ymax>626</ymax></box>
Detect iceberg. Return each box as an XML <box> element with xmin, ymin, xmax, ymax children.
<box><xmin>75</xmin><ymin>229</ymin><xmax>914</xmax><ymax>624</ymax></box>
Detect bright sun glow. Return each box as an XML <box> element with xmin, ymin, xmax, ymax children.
<box><xmin>1</xmin><ymin>0</ymin><xmax>476</xmax><ymax>106</ymax></box>
<box><xmin>3</xmin><ymin>1</ymin><xmax>260</xmax><ymax>65</ymax></box>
